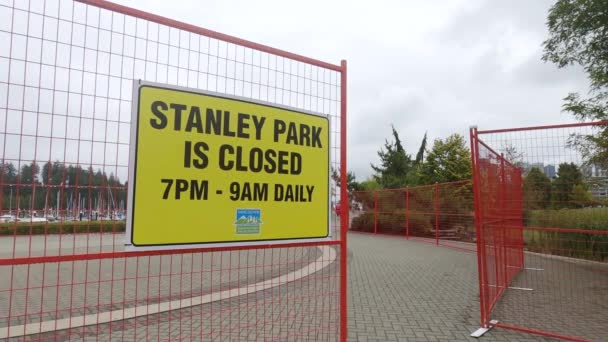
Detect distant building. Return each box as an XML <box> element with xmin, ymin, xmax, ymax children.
<box><xmin>583</xmin><ymin>164</ymin><xmax>608</xmax><ymax>199</ymax></box>
<box><xmin>582</xmin><ymin>165</ymin><xmax>593</xmax><ymax>178</ymax></box>
<box><xmin>543</xmin><ymin>164</ymin><xmax>556</xmax><ymax>179</ymax></box>
<box><xmin>590</xmin><ymin>184</ymin><xmax>608</xmax><ymax>199</ymax></box>
<box><xmin>521</xmin><ymin>162</ymin><xmax>545</xmax><ymax>176</ymax></box>
<box><xmin>582</xmin><ymin>164</ymin><xmax>607</xmax><ymax>178</ymax></box>
<box><xmin>590</xmin><ymin>164</ymin><xmax>607</xmax><ymax>178</ymax></box>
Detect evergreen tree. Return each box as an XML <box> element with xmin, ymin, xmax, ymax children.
<box><xmin>331</xmin><ymin>167</ymin><xmax>361</xmax><ymax>194</ymax></box>
<box><xmin>370</xmin><ymin>126</ymin><xmax>413</xmax><ymax>188</ymax></box>
<box><xmin>415</xmin><ymin>132</ymin><xmax>427</xmax><ymax>165</ymax></box>
<box><xmin>523</xmin><ymin>168</ymin><xmax>552</xmax><ymax>209</ymax></box>
<box><xmin>552</xmin><ymin>162</ymin><xmax>584</xmax><ymax>208</ymax></box>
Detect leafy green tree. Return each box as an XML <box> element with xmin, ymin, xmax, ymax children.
<box><xmin>330</xmin><ymin>167</ymin><xmax>362</xmax><ymax>211</ymax></box>
<box><xmin>118</xmin><ymin>181</ymin><xmax>128</xmax><ymax>209</ymax></box>
<box><xmin>501</xmin><ymin>144</ymin><xmax>524</xmax><ymax>167</ymax></box>
<box><xmin>19</xmin><ymin>162</ymin><xmax>41</xmax><ymax>199</ymax></box>
<box><xmin>50</xmin><ymin>161</ymin><xmax>66</xmax><ymax>185</ymax></box>
<box><xmin>371</xmin><ymin>125</ymin><xmax>413</xmax><ymax>188</ymax></box>
<box><xmin>359</xmin><ymin>178</ymin><xmax>381</xmax><ymax>191</ymax></box>
<box><xmin>1</xmin><ymin>162</ymin><xmax>18</xmax><ymax>210</ymax></box>
<box><xmin>418</xmin><ymin>134</ymin><xmax>472</xmax><ymax>184</ymax></box>
<box><xmin>331</xmin><ymin>167</ymin><xmax>362</xmax><ymax>194</ymax></box>
<box><xmin>523</xmin><ymin>168</ymin><xmax>552</xmax><ymax>209</ymax></box>
<box><xmin>0</xmin><ymin>160</ymin><xmax>128</xmax><ymax>214</ymax></box>
<box><xmin>108</xmin><ymin>173</ymin><xmax>117</xmax><ymax>188</ymax></box>
<box><xmin>571</xmin><ymin>184</ymin><xmax>593</xmax><ymax>207</ymax></box>
<box><xmin>1</xmin><ymin>161</ymin><xmax>18</xmax><ymax>186</ymax></box>
<box><xmin>552</xmin><ymin>162</ymin><xmax>584</xmax><ymax>208</ymax></box>
<box><xmin>42</xmin><ymin>161</ymin><xmax>52</xmax><ymax>186</ymax></box>
<box><xmin>41</xmin><ymin>161</ymin><xmax>66</xmax><ymax>186</ymax></box>
<box><xmin>542</xmin><ymin>0</ymin><xmax>608</xmax><ymax>166</ymax></box>
<box><xmin>20</xmin><ymin>162</ymin><xmax>40</xmax><ymax>185</ymax></box>
<box><xmin>13</xmin><ymin>162</ymin><xmax>43</xmax><ymax>211</ymax></box>
<box><xmin>351</xmin><ymin>177</ymin><xmax>381</xmax><ymax>210</ymax></box>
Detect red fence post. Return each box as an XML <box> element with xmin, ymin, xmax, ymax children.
<box><xmin>500</xmin><ymin>154</ymin><xmax>508</xmax><ymax>288</ymax></box>
<box><xmin>374</xmin><ymin>190</ymin><xmax>378</xmax><ymax>234</ymax></box>
<box><xmin>339</xmin><ymin>59</ymin><xmax>348</xmax><ymax>342</ymax></box>
<box><xmin>435</xmin><ymin>182</ymin><xmax>439</xmax><ymax>245</ymax></box>
<box><xmin>405</xmin><ymin>188</ymin><xmax>409</xmax><ymax>239</ymax></box>
<box><xmin>516</xmin><ymin>170</ymin><xmax>524</xmax><ymax>269</ymax></box>
<box><xmin>470</xmin><ymin>127</ymin><xmax>488</xmax><ymax>327</ymax></box>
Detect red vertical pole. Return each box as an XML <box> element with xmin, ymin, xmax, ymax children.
<box><xmin>435</xmin><ymin>182</ymin><xmax>439</xmax><ymax>245</ymax></box>
<box><xmin>517</xmin><ymin>170</ymin><xmax>524</xmax><ymax>269</ymax></box>
<box><xmin>470</xmin><ymin>127</ymin><xmax>487</xmax><ymax>327</ymax></box>
<box><xmin>405</xmin><ymin>188</ymin><xmax>409</xmax><ymax>239</ymax></box>
<box><xmin>339</xmin><ymin>60</ymin><xmax>348</xmax><ymax>342</ymax></box>
<box><xmin>500</xmin><ymin>154</ymin><xmax>508</xmax><ymax>287</ymax></box>
<box><xmin>373</xmin><ymin>190</ymin><xmax>378</xmax><ymax>234</ymax></box>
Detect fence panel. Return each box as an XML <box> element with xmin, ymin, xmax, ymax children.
<box><xmin>472</xmin><ymin>122</ymin><xmax>608</xmax><ymax>342</ymax></box>
<box><xmin>349</xmin><ymin>181</ymin><xmax>475</xmax><ymax>251</ymax></box>
<box><xmin>407</xmin><ymin>184</ymin><xmax>436</xmax><ymax>242</ymax></box>
<box><xmin>436</xmin><ymin>181</ymin><xmax>475</xmax><ymax>250</ymax></box>
<box><xmin>0</xmin><ymin>0</ymin><xmax>347</xmax><ymax>340</ymax></box>
<box><xmin>471</xmin><ymin>136</ymin><xmax>524</xmax><ymax>325</ymax></box>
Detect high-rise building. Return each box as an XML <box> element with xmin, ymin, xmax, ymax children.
<box><xmin>584</xmin><ymin>164</ymin><xmax>608</xmax><ymax>199</ymax></box>
<box><xmin>543</xmin><ymin>164</ymin><xmax>556</xmax><ymax>179</ymax></box>
<box><xmin>585</xmin><ymin>164</ymin><xmax>608</xmax><ymax>178</ymax></box>
<box><xmin>590</xmin><ymin>185</ymin><xmax>607</xmax><ymax>199</ymax></box>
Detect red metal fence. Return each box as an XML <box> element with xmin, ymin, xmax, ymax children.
<box><xmin>0</xmin><ymin>0</ymin><xmax>347</xmax><ymax>340</ymax></box>
<box><xmin>349</xmin><ymin>180</ymin><xmax>476</xmax><ymax>252</ymax></box>
<box><xmin>471</xmin><ymin>122</ymin><xmax>608</xmax><ymax>342</ymax></box>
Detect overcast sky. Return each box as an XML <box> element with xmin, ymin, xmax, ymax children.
<box><xmin>107</xmin><ymin>0</ymin><xmax>589</xmax><ymax>181</ymax></box>
<box><xmin>1</xmin><ymin>0</ymin><xmax>591</xmax><ymax>182</ymax></box>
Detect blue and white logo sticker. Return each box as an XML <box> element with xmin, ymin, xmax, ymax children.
<box><xmin>235</xmin><ymin>209</ymin><xmax>262</xmax><ymax>234</ymax></box>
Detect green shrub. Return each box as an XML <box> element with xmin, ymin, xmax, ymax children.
<box><xmin>350</xmin><ymin>212</ymin><xmax>405</xmax><ymax>233</ymax></box>
<box><xmin>376</xmin><ymin>191</ymin><xmax>406</xmax><ymax>212</ymax></box>
<box><xmin>407</xmin><ymin>212</ymin><xmax>434</xmax><ymax>237</ymax></box>
<box><xmin>526</xmin><ymin>207</ymin><xmax>607</xmax><ymax>230</ymax></box>
<box><xmin>0</xmin><ymin>221</ymin><xmax>126</xmax><ymax>236</ymax></box>
<box><xmin>350</xmin><ymin>213</ymin><xmax>375</xmax><ymax>232</ymax></box>
<box><xmin>377</xmin><ymin>213</ymin><xmax>406</xmax><ymax>234</ymax></box>
<box><xmin>350</xmin><ymin>210</ymin><xmax>435</xmax><ymax>236</ymax></box>
<box><xmin>525</xmin><ymin>207</ymin><xmax>608</xmax><ymax>261</ymax></box>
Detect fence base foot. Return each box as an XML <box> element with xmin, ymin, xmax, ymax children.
<box><xmin>470</xmin><ymin>320</ymin><xmax>499</xmax><ymax>338</ymax></box>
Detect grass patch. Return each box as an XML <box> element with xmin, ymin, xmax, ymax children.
<box><xmin>526</xmin><ymin>207</ymin><xmax>608</xmax><ymax>231</ymax></box>
<box><xmin>525</xmin><ymin>207</ymin><xmax>608</xmax><ymax>261</ymax></box>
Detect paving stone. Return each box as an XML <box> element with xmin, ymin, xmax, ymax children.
<box><xmin>347</xmin><ymin>233</ymin><xmax>559</xmax><ymax>342</ymax></box>
<box><xmin>4</xmin><ymin>231</ymin><xmax>599</xmax><ymax>341</ymax></box>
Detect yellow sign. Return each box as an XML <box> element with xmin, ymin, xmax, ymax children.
<box><xmin>126</xmin><ymin>82</ymin><xmax>330</xmax><ymax>249</ymax></box>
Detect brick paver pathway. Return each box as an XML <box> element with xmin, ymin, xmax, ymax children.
<box><xmin>5</xmin><ymin>231</ymin><xmax>590</xmax><ymax>341</ymax></box>
<box><xmin>347</xmin><ymin>232</ymin><xmax>556</xmax><ymax>341</ymax></box>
